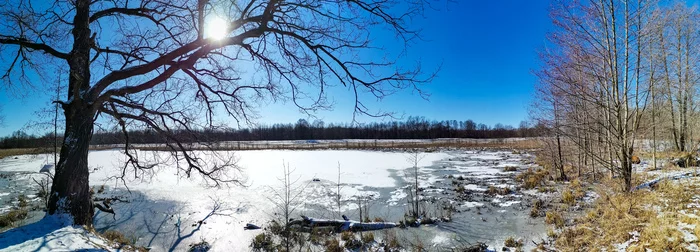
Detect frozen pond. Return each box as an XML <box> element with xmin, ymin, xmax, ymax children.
<box><xmin>0</xmin><ymin>148</ymin><xmax>547</xmax><ymax>251</ymax></box>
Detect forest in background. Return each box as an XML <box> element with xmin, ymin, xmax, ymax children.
<box><xmin>0</xmin><ymin>116</ymin><xmax>541</xmax><ymax>149</ymax></box>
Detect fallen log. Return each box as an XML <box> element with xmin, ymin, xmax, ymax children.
<box><xmin>287</xmin><ymin>215</ymin><xmax>397</xmax><ymax>232</ymax></box>
<box><xmin>634</xmin><ymin>171</ymin><xmax>696</xmax><ymax>191</ymax></box>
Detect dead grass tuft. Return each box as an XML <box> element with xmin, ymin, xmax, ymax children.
<box><xmin>504</xmin><ymin>236</ymin><xmax>523</xmax><ymax>248</ymax></box>
<box><xmin>0</xmin><ymin>209</ymin><xmax>28</xmax><ymax>228</ymax></box>
<box><xmin>545</xmin><ymin>211</ymin><xmax>564</xmax><ymax>228</ymax></box>
<box><xmin>486</xmin><ymin>186</ymin><xmax>511</xmax><ymax>195</ymax></box>
<box><xmin>516</xmin><ymin>168</ymin><xmax>549</xmax><ymax>189</ymax></box>
<box><xmin>503</xmin><ymin>166</ymin><xmax>518</xmax><ymax>172</ymax></box>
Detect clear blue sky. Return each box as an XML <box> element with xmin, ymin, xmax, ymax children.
<box><xmin>0</xmin><ymin>0</ymin><xmax>559</xmax><ymax>136</ymax></box>
<box><xmin>257</xmin><ymin>0</ymin><xmax>553</xmax><ymax>128</ymax></box>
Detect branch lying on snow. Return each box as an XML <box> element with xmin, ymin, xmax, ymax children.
<box><xmin>93</xmin><ymin>196</ymin><xmax>129</xmax><ymax>220</ymax></box>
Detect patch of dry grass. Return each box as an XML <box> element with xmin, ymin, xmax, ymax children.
<box><xmin>101</xmin><ymin>230</ymin><xmax>148</xmax><ymax>252</ymax></box>
<box><xmin>503</xmin><ymin>166</ymin><xmax>518</xmax><ymax>172</ymax></box>
<box><xmin>516</xmin><ymin>168</ymin><xmax>549</xmax><ymax>189</ymax></box>
<box><xmin>504</xmin><ymin>236</ymin><xmax>523</xmax><ymax>248</ymax></box>
<box><xmin>0</xmin><ymin>209</ymin><xmax>28</xmax><ymax>228</ymax></box>
<box><xmin>545</xmin><ymin>211</ymin><xmax>564</xmax><ymax>228</ymax></box>
<box><xmin>552</xmin><ymin>180</ymin><xmax>700</xmax><ymax>251</ymax></box>
<box><xmin>486</xmin><ymin>186</ymin><xmax>511</xmax><ymax>195</ymax></box>
<box><xmin>0</xmin><ymin>148</ymin><xmax>52</xmax><ymax>159</ymax></box>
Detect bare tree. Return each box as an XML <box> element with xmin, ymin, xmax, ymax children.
<box><xmin>265</xmin><ymin>163</ymin><xmax>308</xmax><ymax>252</ymax></box>
<box><xmin>405</xmin><ymin>149</ymin><xmax>424</xmax><ymax>218</ymax></box>
<box><xmin>536</xmin><ymin>0</ymin><xmax>656</xmax><ymax>190</ymax></box>
<box><xmin>0</xmin><ymin>0</ymin><xmax>438</xmax><ymax>226</ymax></box>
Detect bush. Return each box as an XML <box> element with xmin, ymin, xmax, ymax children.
<box><xmin>268</xmin><ymin>220</ymin><xmax>284</xmax><ymax>236</ymax></box>
<box><xmin>341</xmin><ymin>231</ymin><xmax>354</xmax><ymax>241</ymax></box>
<box><xmin>516</xmin><ymin>168</ymin><xmax>548</xmax><ymax>189</ymax></box>
<box><xmin>17</xmin><ymin>194</ymin><xmax>28</xmax><ymax>208</ymax></box>
<box><xmin>545</xmin><ymin>211</ymin><xmax>565</xmax><ymax>228</ymax></box>
<box><xmin>530</xmin><ymin>207</ymin><xmax>540</xmax><ymax>218</ymax></box>
<box><xmin>188</xmin><ymin>240</ymin><xmax>211</xmax><ymax>252</ymax></box>
<box><xmin>562</xmin><ymin>190</ymin><xmax>575</xmax><ymax>205</ymax></box>
<box><xmin>455</xmin><ymin>185</ymin><xmax>465</xmax><ymax>194</ymax></box>
<box><xmin>101</xmin><ymin>229</ymin><xmax>147</xmax><ymax>251</ymax></box>
<box><xmin>504</xmin><ymin>236</ymin><xmax>523</xmax><ymax>248</ymax></box>
<box><xmin>487</xmin><ymin>186</ymin><xmax>511</xmax><ymax>195</ymax></box>
<box><xmin>361</xmin><ymin>232</ymin><xmax>375</xmax><ymax>243</ymax></box>
<box><xmin>0</xmin><ymin>209</ymin><xmax>28</xmax><ymax>228</ymax></box>
<box><xmin>530</xmin><ymin>199</ymin><xmax>545</xmax><ymax>218</ymax></box>
<box><xmin>102</xmin><ymin>230</ymin><xmax>130</xmax><ymax>245</ymax></box>
<box><xmin>251</xmin><ymin>233</ymin><xmax>274</xmax><ymax>251</ymax></box>
<box><xmin>324</xmin><ymin>238</ymin><xmax>343</xmax><ymax>252</ymax></box>
<box><xmin>503</xmin><ymin>166</ymin><xmax>518</xmax><ymax>172</ymax></box>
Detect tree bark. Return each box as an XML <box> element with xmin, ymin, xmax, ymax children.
<box><xmin>47</xmin><ymin>0</ymin><xmax>94</xmax><ymax>226</ymax></box>
<box><xmin>47</xmin><ymin>104</ymin><xmax>96</xmax><ymax>226</ymax></box>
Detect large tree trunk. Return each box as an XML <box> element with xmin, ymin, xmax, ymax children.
<box><xmin>47</xmin><ymin>105</ymin><xmax>95</xmax><ymax>226</ymax></box>
<box><xmin>47</xmin><ymin>0</ymin><xmax>93</xmax><ymax>226</ymax></box>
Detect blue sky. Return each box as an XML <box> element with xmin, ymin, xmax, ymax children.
<box><xmin>1</xmin><ymin>1</ymin><xmax>552</xmax><ymax>136</ymax></box>
<box><xmin>256</xmin><ymin>0</ymin><xmax>552</xmax><ymax>127</ymax></box>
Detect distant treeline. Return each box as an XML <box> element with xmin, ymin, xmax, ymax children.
<box><xmin>1</xmin><ymin>117</ymin><xmax>543</xmax><ymax>149</ymax></box>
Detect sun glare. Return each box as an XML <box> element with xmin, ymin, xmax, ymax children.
<box><xmin>207</xmin><ymin>17</ymin><xmax>228</xmax><ymax>40</ymax></box>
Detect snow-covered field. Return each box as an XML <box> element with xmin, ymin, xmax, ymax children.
<box><xmin>0</xmin><ymin>148</ymin><xmax>546</xmax><ymax>251</ymax></box>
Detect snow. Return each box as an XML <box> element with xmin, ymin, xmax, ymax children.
<box><xmin>499</xmin><ymin>201</ymin><xmax>521</xmax><ymax>207</ymax></box>
<box><xmin>0</xmin><ymin>215</ymin><xmax>113</xmax><ymax>252</ymax></box>
<box><xmin>464</xmin><ymin>184</ymin><xmax>486</xmax><ymax>191</ymax></box>
<box><xmin>461</xmin><ymin>202</ymin><xmax>484</xmax><ymax>208</ymax></box>
<box><xmin>0</xmin><ymin>149</ymin><xmax>450</xmax><ymax>251</ymax></box>
<box><xmin>387</xmin><ymin>189</ymin><xmax>408</xmax><ymax>206</ymax></box>
<box><xmin>431</xmin><ymin>232</ymin><xmax>451</xmax><ymax>246</ymax></box>
<box><xmin>0</xmin><ymin>148</ymin><xmax>542</xmax><ymax>251</ymax></box>
<box><xmin>614</xmin><ymin>231</ymin><xmax>640</xmax><ymax>252</ymax></box>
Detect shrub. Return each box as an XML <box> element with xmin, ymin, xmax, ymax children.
<box><xmin>503</xmin><ymin>166</ymin><xmax>518</xmax><ymax>172</ymax></box>
<box><xmin>562</xmin><ymin>190</ymin><xmax>575</xmax><ymax>205</ymax></box>
<box><xmin>17</xmin><ymin>194</ymin><xmax>28</xmax><ymax>208</ymax></box>
<box><xmin>340</xmin><ymin>231</ymin><xmax>354</xmax><ymax>241</ymax></box>
<box><xmin>487</xmin><ymin>186</ymin><xmax>511</xmax><ymax>195</ymax></box>
<box><xmin>102</xmin><ymin>230</ymin><xmax>130</xmax><ymax>245</ymax></box>
<box><xmin>455</xmin><ymin>185</ymin><xmax>465</xmax><ymax>194</ymax></box>
<box><xmin>545</xmin><ymin>211</ymin><xmax>565</xmax><ymax>228</ymax></box>
<box><xmin>188</xmin><ymin>240</ymin><xmax>211</xmax><ymax>252</ymax></box>
<box><xmin>361</xmin><ymin>232</ymin><xmax>375</xmax><ymax>243</ymax></box>
<box><xmin>344</xmin><ymin>238</ymin><xmax>362</xmax><ymax>250</ymax></box>
<box><xmin>516</xmin><ymin>168</ymin><xmax>548</xmax><ymax>189</ymax></box>
<box><xmin>324</xmin><ymin>238</ymin><xmax>343</xmax><ymax>252</ymax></box>
<box><xmin>530</xmin><ymin>199</ymin><xmax>545</xmax><ymax>218</ymax></box>
<box><xmin>101</xmin><ymin>229</ymin><xmax>147</xmax><ymax>251</ymax></box>
<box><xmin>504</xmin><ymin>236</ymin><xmax>523</xmax><ymax>248</ymax></box>
<box><xmin>268</xmin><ymin>220</ymin><xmax>283</xmax><ymax>235</ymax></box>
<box><xmin>0</xmin><ymin>209</ymin><xmax>28</xmax><ymax>228</ymax></box>
<box><xmin>373</xmin><ymin>217</ymin><xmax>384</xmax><ymax>222</ymax></box>
<box><xmin>530</xmin><ymin>207</ymin><xmax>540</xmax><ymax>218</ymax></box>
<box><xmin>251</xmin><ymin>233</ymin><xmax>273</xmax><ymax>251</ymax></box>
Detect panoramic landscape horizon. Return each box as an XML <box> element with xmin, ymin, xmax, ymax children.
<box><xmin>3</xmin><ymin>0</ymin><xmax>700</xmax><ymax>251</ymax></box>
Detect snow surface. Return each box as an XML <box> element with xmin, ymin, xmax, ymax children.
<box><xmin>0</xmin><ymin>149</ymin><xmax>449</xmax><ymax>251</ymax></box>
<box><xmin>0</xmin><ymin>215</ymin><xmax>113</xmax><ymax>252</ymax></box>
<box><xmin>0</xmin><ymin>148</ymin><xmax>543</xmax><ymax>251</ymax></box>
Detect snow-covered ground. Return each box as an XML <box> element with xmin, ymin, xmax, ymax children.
<box><xmin>0</xmin><ymin>148</ymin><xmax>545</xmax><ymax>251</ymax></box>
<box><xmin>0</xmin><ymin>215</ymin><xmax>114</xmax><ymax>251</ymax></box>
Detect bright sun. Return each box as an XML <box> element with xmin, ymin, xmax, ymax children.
<box><xmin>207</xmin><ymin>17</ymin><xmax>228</xmax><ymax>40</ymax></box>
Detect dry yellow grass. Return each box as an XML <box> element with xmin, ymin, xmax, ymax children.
<box><xmin>552</xmin><ymin>180</ymin><xmax>700</xmax><ymax>251</ymax></box>
<box><xmin>0</xmin><ymin>148</ymin><xmax>52</xmax><ymax>159</ymax></box>
<box><xmin>516</xmin><ymin>168</ymin><xmax>549</xmax><ymax>189</ymax></box>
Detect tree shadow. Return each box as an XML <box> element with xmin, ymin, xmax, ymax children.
<box><xmin>0</xmin><ymin>189</ymin><xmax>241</xmax><ymax>251</ymax></box>
<box><xmin>93</xmin><ymin>189</ymin><xmax>236</xmax><ymax>251</ymax></box>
